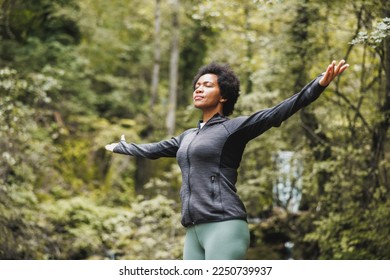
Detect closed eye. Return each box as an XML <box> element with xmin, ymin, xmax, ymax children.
<box><xmin>195</xmin><ymin>81</ymin><xmax>215</xmax><ymax>89</ymax></box>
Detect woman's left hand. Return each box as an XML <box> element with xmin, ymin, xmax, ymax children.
<box><xmin>319</xmin><ymin>59</ymin><xmax>349</xmax><ymax>87</ymax></box>
<box><xmin>105</xmin><ymin>135</ymin><xmax>126</xmax><ymax>152</ymax></box>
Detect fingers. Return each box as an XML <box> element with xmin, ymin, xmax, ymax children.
<box><xmin>320</xmin><ymin>59</ymin><xmax>349</xmax><ymax>86</ymax></box>
<box><xmin>339</xmin><ymin>63</ymin><xmax>349</xmax><ymax>75</ymax></box>
<box><xmin>327</xmin><ymin>62</ymin><xmax>335</xmax><ymax>78</ymax></box>
<box><xmin>334</xmin><ymin>60</ymin><xmax>348</xmax><ymax>77</ymax></box>
<box><xmin>105</xmin><ymin>135</ymin><xmax>126</xmax><ymax>152</ymax></box>
<box><xmin>334</xmin><ymin>60</ymin><xmax>343</xmax><ymax>74</ymax></box>
<box><xmin>319</xmin><ymin>63</ymin><xmax>334</xmax><ymax>86</ymax></box>
<box><xmin>333</xmin><ymin>59</ymin><xmax>350</xmax><ymax>76</ymax></box>
<box><xmin>105</xmin><ymin>143</ymin><xmax>118</xmax><ymax>152</ymax></box>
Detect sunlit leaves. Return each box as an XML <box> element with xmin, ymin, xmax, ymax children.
<box><xmin>350</xmin><ymin>17</ymin><xmax>390</xmax><ymax>47</ymax></box>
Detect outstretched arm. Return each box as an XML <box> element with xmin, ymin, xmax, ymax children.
<box><xmin>319</xmin><ymin>59</ymin><xmax>349</xmax><ymax>87</ymax></box>
<box><xmin>229</xmin><ymin>59</ymin><xmax>349</xmax><ymax>142</ymax></box>
<box><xmin>105</xmin><ymin>134</ymin><xmax>180</xmax><ymax>159</ymax></box>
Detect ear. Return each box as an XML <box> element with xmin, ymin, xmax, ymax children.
<box><xmin>220</xmin><ymin>97</ymin><xmax>228</xmax><ymax>103</ymax></box>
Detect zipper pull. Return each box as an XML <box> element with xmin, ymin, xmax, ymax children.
<box><xmin>210</xmin><ymin>175</ymin><xmax>216</xmax><ymax>199</ymax></box>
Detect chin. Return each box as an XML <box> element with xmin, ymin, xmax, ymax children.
<box><xmin>193</xmin><ymin>103</ymin><xmax>202</xmax><ymax>109</ymax></box>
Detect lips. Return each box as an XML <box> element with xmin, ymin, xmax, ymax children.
<box><xmin>194</xmin><ymin>95</ymin><xmax>204</xmax><ymax>101</ymax></box>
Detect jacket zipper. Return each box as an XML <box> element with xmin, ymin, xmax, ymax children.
<box><xmin>186</xmin><ymin>129</ymin><xmax>200</xmax><ymax>225</ymax></box>
<box><xmin>186</xmin><ymin>118</ymin><xmax>218</xmax><ymax>225</ymax></box>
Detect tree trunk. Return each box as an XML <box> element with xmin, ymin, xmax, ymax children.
<box><xmin>244</xmin><ymin>4</ymin><xmax>253</xmax><ymax>94</ymax></box>
<box><xmin>150</xmin><ymin>0</ymin><xmax>161</xmax><ymax>112</ymax></box>
<box><xmin>287</xmin><ymin>1</ymin><xmax>331</xmax><ymax>196</ymax></box>
<box><xmin>134</xmin><ymin>0</ymin><xmax>162</xmax><ymax>192</ymax></box>
<box><xmin>370</xmin><ymin>0</ymin><xmax>390</xmax><ymax>193</ymax></box>
<box><xmin>166</xmin><ymin>0</ymin><xmax>180</xmax><ymax>136</ymax></box>
<box><xmin>1</xmin><ymin>0</ymin><xmax>16</xmax><ymax>40</ymax></box>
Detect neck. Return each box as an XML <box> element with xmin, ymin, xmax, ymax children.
<box><xmin>201</xmin><ymin>108</ymin><xmax>223</xmax><ymax>123</ymax></box>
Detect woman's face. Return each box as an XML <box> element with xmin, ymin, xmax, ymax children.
<box><xmin>193</xmin><ymin>73</ymin><xmax>224</xmax><ymax>111</ymax></box>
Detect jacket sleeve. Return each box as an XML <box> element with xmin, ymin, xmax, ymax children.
<box><xmin>231</xmin><ymin>74</ymin><xmax>327</xmax><ymax>141</ymax></box>
<box><xmin>113</xmin><ymin>137</ymin><xmax>180</xmax><ymax>159</ymax></box>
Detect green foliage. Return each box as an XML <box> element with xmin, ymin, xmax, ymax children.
<box><xmin>40</xmin><ymin>195</ymin><xmax>183</xmax><ymax>259</ymax></box>
<box><xmin>350</xmin><ymin>17</ymin><xmax>390</xmax><ymax>47</ymax></box>
<box><xmin>0</xmin><ymin>67</ymin><xmax>56</xmax><ymax>259</ymax></box>
<box><xmin>1</xmin><ymin>0</ymin><xmax>390</xmax><ymax>260</ymax></box>
<box><xmin>303</xmin><ymin>198</ymin><xmax>390</xmax><ymax>259</ymax></box>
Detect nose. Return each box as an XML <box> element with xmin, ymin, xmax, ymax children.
<box><xmin>195</xmin><ymin>85</ymin><xmax>203</xmax><ymax>93</ymax></box>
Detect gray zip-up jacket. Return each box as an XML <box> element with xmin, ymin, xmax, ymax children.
<box><xmin>114</xmin><ymin>75</ymin><xmax>326</xmax><ymax>227</ymax></box>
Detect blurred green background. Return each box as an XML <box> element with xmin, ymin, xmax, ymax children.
<box><xmin>1</xmin><ymin>0</ymin><xmax>390</xmax><ymax>260</ymax></box>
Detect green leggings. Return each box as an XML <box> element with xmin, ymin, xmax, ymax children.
<box><xmin>183</xmin><ymin>219</ymin><xmax>250</xmax><ymax>260</ymax></box>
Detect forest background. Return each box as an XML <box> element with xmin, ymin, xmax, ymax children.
<box><xmin>1</xmin><ymin>0</ymin><xmax>390</xmax><ymax>260</ymax></box>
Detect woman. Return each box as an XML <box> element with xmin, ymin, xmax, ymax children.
<box><xmin>105</xmin><ymin>60</ymin><xmax>348</xmax><ymax>260</ymax></box>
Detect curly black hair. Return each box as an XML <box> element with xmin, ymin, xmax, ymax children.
<box><xmin>192</xmin><ymin>62</ymin><xmax>240</xmax><ymax>116</ymax></box>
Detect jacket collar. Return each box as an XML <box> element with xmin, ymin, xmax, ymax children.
<box><xmin>197</xmin><ymin>113</ymin><xmax>228</xmax><ymax>128</ymax></box>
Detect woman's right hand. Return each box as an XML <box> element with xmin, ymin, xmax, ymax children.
<box><xmin>319</xmin><ymin>59</ymin><xmax>349</xmax><ymax>87</ymax></box>
<box><xmin>105</xmin><ymin>135</ymin><xmax>126</xmax><ymax>152</ymax></box>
